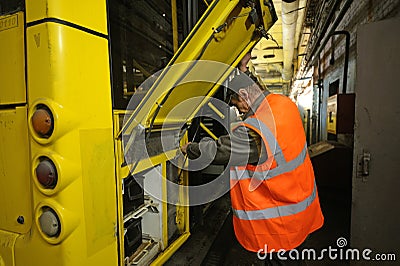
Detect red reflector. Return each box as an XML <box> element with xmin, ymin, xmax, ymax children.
<box><xmin>36</xmin><ymin>158</ymin><xmax>58</xmax><ymax>189</ymax></box>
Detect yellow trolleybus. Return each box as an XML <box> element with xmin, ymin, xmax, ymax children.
<box><xmin>0</xmin><ymin>0</ymin><xmax>276</xmax><ymax>265</ymax></box>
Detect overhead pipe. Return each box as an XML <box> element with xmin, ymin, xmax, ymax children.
<box><xmin>305</xmin><ymin>0</ymin><xmax>342</xmax><ymax>65</ymax></box>
<box><xmin>314</xmin><ymin>30</ymin><xmax>350</xmax><ymax>142</ymax></box>
<box><xmin>281</xmin><ymin>0</ymin><xmax>299</xmax><ymax>81</ymax></box>
<box><xmin>330</xmin><ymin>31</ymin><xmax>350</xmax><ymax>94</ymax></box>
<box><xmin>317</xmin><ymin>57</ymin><xmax>322</xmax><ymax>141</ymax></box>
<box><xmin>307</xmin><ymin>0</ymin><xmax>353</xmax><ymax>68</ymax></box>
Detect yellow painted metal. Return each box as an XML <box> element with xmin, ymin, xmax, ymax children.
<box><xmin>1</xmin><ymin>2</ymin><xmax>276</xmax><ymax>265</ymax></box>
<box><xmin>207</xmin><ymin>102</ymin><xmax>225</xmax><ymax>119</ymax></box>
<box><xmin>13</xmin><ymin>4</ymin><xmax>118</xmax><ymax>265</ymax></box>
<box><xmin>149</xmin><ymin>232</ymin><xmax>191</xmax><ymax>266</ymax></box>
<box><xmin>176</xmin><ymin>133</ymin><xmax>190</xmax><ymax>233</ymax></box>
<box><xmin>176</xmin><ymin>175</ymin><xmax>185</xmax><ymax>231</ymax></box>
<box><xmin>0</xmin><ymin>107</ymin><xmax>32</xmax><ymax>234</ymax></box>
<box><xmin>113</xmin><ymin>110</ymin><xmax>191</xmax><ymax>264</ymax></box>
<box><xmin>161</xmin><ymin>162</ymin><xmax>169</xmax><ymax>250</ymax></box>
<box><xmin>113</xmin><ymin>112</ymin><xmax>178</xmax><ymax>178</ymax></box>
<box><xmin>327</xmin><ymin>95</ymin><xmax>337</xmax><ymax>134</ymax></box>
<box><xmin>132</xmin><ymin>150</ymin><xmax>178</xmax><ymax>175</ymax></box>
<box><xmin>115</xmin><ymin>2</ymin><xmax>269</xmax><ymax>259</ymax></box>
<box><xmin>200</xmin><ymin>122</ymin><xmax>218</xmax><ymax>140</ymax></box>
<box><xmin>0</xmin><ymin>12</ymin><xmax>26</xmax><ymax>105</ymax></box>
<box><xmin>171</xmin><ymin>0</ymin><xmax>179</xmax><ymax>53</ymax></box>
<box><xmin>121</xmin><ymin>0</ymin><xmax>277</xmax><ymax>138</ymax></box>
<box><xmin>259</xmin><ymin>0</ymin><xmax>277</xmax><ymax>30</ymax></box>
<box><xmin>26</xmin><ymin>0</ymin><xmax>108</xmax><ymax>35</ymax></box>
<box><xmin>183</xmin><ymin>138</ymin><xmax>190</xmax><ymax>235</ymax></box>
<box><xmin>113</xmin><ymin>111</ymin><xmax>127</xmax><ymax>264</ymax></box>
<box><xmin>0</xmin><ymin>229</ymin><xmax>19</xmax><ymax>266</ymax></box>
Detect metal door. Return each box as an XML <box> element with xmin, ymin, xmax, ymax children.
<box><xmin>351</xmin><ymin>17</ymin><xmax>400</xmax><ymax>263</ymax></box>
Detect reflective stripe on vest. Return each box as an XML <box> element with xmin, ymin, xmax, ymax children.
<box><xmin>232</xmin><ymin>181</ymin><xmax>317</xmax><ymax>220</ymax></box>
<box><xmin>230</xmin><ymin>117</ymin><xmax>308</xmax><ymax>181</ymax></box>
<box><xmin>230</xmin><ymin>143</ymin><xmax>307</xmax><ymax>181</ymax></box>
<box><xmin>245</xmin><ymin>118</ymin><xmax>286</xmax><ymax>166</ymax></box>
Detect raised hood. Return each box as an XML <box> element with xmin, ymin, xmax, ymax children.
<box><xmin>120</xmin><ymin>0</ymin><xmax>277</xmax><ymax>141</ymax></box>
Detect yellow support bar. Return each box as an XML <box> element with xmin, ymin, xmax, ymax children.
<box><xmin>207</xmin><ymin>102</ymin><xmax>225</xmax><ymax>119</ymax></box>
<box><xmin>149</xmin><ymin>232</ymin><xmax>190</xmax><ymax>266</ymax></box>
<box><xmin>182</xmin><ymin>136</ymin><xmax>190</xmax><ymax>234</ymax></box>
<box><xmin>132</xmin><ymin>150</ymin><xmax>178</xmax><ymax>175</ymax></box>
<box><xmin>200</xmin><ymin>122</ymin><xmax>218</xmax><ymax>140</ymax></box>
<box><xmin>171</xmin><ymin>0</ymin><xmax>178</xmax><ymax>53</ymax></box>
<box><xmin>161</xmin><ymin>162</ymin><xmax>168</xmax><ymax>249</ymax></box>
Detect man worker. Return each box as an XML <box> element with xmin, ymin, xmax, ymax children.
<box><xmin>180</xmin><ymin>54</ymin><xmax>324</xmax><ymax>265</ymax></box>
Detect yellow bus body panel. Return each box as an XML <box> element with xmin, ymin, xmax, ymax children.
<box><xmin>0</xmin><ymin>107</ymin><xmax>32</xmax><ymax>234</ymax></box>
<box><xmin>0</xmin><ymin>230</ymin><xmax>18</xmax><ymax>266</ymax></box>
<box><xmin>0</xmin><ymin>12</ymin><xmax>26</xmax><ymax>105</ymax></box>
<box><xmin>13</xmin><ymin>5</ymin><xmax>119</xmax><ymax>265</ymax></box>
<box><xmin>26</xmin><ymin>0</ymin><xmax>107</xmax><ymax>35</ymax></box>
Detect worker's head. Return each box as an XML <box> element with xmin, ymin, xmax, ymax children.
<box><xmin>227</xmin><ymin>72</ymin><xmax>263</xmax><ymax>113</ymax></box>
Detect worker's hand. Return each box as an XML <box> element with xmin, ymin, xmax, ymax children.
<box><xmin>180</xmin><ymin>142</ymin><xmax>192</xmax><ymax>155</ymax></box>
<box><xmin>239</xmin><ymin>52</ymin><xmax>252</xmax><ymax>72</ymax></box>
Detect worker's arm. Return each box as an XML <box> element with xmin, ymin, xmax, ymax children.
<box><xmin>238</xmin><ymin>52</ymin><xmax>251</xmax><ymax>72</ymax></box>
<box><xmin>181</xmin><ymin>125</ymin><xmax>264</xmax><ymax>165</ymax></box>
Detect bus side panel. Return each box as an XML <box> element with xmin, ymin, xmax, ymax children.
<box><xmin>0</xmin><ymin>11</ymin><xmax>32</xmax><ymax>235</ymax></box>
<box><xmin>0</xmin><ymin>12</ymin><xmax>26</xmax><ymax>105</ymax></box>
<box><xmin>0</xmin><ymin>230</ymin><xmax>18</xmax><ymax>266</ymax></box>
<box><xmin>0</xmin><ymin>107</ymin><xmax>32</xmax><ymax>234</ymax></box>
<box><xmin>14</xmin><ymin>18</ymin><xmax>118</xmax><ymax>266</ymax></box>
<box><xmin>25</xmin><ymin>0</ymin><xmax>107</xmax><ymax>36</ymax></box>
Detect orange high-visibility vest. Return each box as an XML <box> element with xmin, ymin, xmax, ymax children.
<box><xmin>230</xmin><ymin>93</ymin><xmax>324</xmax><ymax>253</ymax></box>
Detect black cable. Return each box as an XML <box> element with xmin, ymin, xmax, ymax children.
<box><xmin>267</xmin><ymin>33</ymin><xmax>280</xmax><ymax>48</ymax></box>
<box><xmin>175</xmin><ymin>111</ymin><xmax>204</xmax><ymax>183</ymax></box>
<box><xmin>284</xmin><ymin>6</ymin><xmax>306</xmax><ymax>15</ymax></box>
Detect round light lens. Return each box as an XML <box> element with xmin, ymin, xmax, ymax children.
<box><xmin>39</xmin><ymin>207</ymin><xmax>61</xmax><ymax>237</ymax></box>
<box><xmin>32</xmin><ymin>105</ymin><xmax>54</xmax><ymax>138</ymax></box>
<box><xmin>36</xmin><ymin>157</ymin><xmax>58</xmax><ymax>189</ymax></box>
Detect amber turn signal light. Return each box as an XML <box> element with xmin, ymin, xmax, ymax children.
<box><xmin>32</xmin><ymin>105</ymin><xmax>54</xmax><ymax>138</ymax></box>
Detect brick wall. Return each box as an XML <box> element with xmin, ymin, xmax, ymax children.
<box><xmin>311</xmin><ymin>0</ymin><xmax>400</xmax><ymax>142</ymax></box>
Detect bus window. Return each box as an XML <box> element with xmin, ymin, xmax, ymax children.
<box><xmin>0</xmin><ymin>0</ymin><xmax>24</xmax><ymax>15</ymax></box>
<box><xmin>108</xmin><ymin>0</ymin><xmax>174</xmax><ymax>109</ymax></box>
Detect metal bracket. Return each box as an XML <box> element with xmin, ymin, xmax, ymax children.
<box><xmin>357</xmin><ymin>150</ymin><xmax>371</xmax><ymax>182</ymax></box>
<box><xmin>123</xmin><ymin>197</ymin><xmax>159</xmax><ymax>223</ymax></box>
